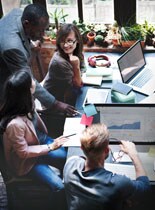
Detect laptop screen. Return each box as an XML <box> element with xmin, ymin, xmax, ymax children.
<box><xmin>117</xmin><ymin>40</ymin><xmax>146</xmax><ymax>83</ymax></box>
<box><xmin>96</xmin><ymin>104</ymin><xmax>155</xmax><ymax>143</ymax></box>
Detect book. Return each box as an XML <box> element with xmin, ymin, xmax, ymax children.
<box><xmin>82</xmin><ymin>73</ymin><xmax>102</xmax><ymax>86</ymax></box>
<box><xmin>86</xmin><ymin>67</ymin><xmax>113</xmax><ymax>77</ymax></box>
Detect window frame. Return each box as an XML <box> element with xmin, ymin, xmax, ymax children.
<box><xmin>0</xmin><ymin>0</ymin><xmax>137</xmax><ymax>25</ymax></box>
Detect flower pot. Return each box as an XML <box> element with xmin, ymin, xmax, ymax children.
<box><xmin>87</xmin><ymin>31</ymin><xmax>96</xmax><ymax>46</ymax></box>
<box><xmin>50</xmin><ymin>39</ymin><xmax>56</xmax><ymax>45</ymax></box>
<box><xmin>87</xmin><ymin>31</ymin><xmax>96</xmax><ymax>42</ymax></box>
<box><xmin>121</xmin><ymin>40</ymin><xmax>136</xmax><ymax>48</ymax></box>
<box><xmin>121</xmin><ymin>40</ymin><xmax>145</xmax><ymax>48</ymax></box>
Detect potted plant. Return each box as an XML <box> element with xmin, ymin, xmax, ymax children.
<box><xmin>120</xmin><ymin>24</ymin><xmax>145</xmax><ymax>47</ymax></box>
<box><xmin>49</xmin><ymin>8</ymin><xmax>68</xmax><ymax>31</ymax></box>
<box><xmin>86</xmin><ymin>31</ymin><xmax>96</xmax><ymax>46</ymax></box>
<box><xmin>73</xmin><ymin>20</ymin><xmax>90</xmax><ymax>44</ymax></box>
<box><xmin>107</xmin><ymin>20</ymin><xmax>121</xmax><ymax>46</ymax></box>
<box><xmin>141</xmin><ymin>20</ymin><xmax>155</xmax><ymax>46</ymax></box>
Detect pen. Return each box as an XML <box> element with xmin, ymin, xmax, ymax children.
<box><xmin>74</xmin><ymin>110</ymin><xmax>83</xmax><ymax>115</ymax></box>
<box><xmin>64</xmin><ymin>133</ymin><xmax>76</xmax><ymax>138</ymax></box>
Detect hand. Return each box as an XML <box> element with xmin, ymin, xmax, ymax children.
<box><xmin>50</xmin><ymin>136</ymin><xmax>68</xmax><ymax>150</ymax></box>
<box><xmin>119</xmin><ymin>140</ymin><xmax>138</xmax><ymax>157</ymax></box>
<box><xmin>53</xmin><ymin>100</ymin><xmax>76</xmax><ymax>115</ymax></box>
<box><xmin>69</xmin><ymin>54</ymin><xmax>83</xmax><ymax>88</ymax></box>
<box><xmin>69</xmin><ymin>54</ymin><xmax>80</xmax><ymax>68</ymax></box>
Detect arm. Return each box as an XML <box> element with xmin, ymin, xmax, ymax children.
<box><xmin>69</xmin><ymin>54</ymin><xmax>83</xmax><ymax>88</ymax></box>
<box><xmin>6</xmin><ymin>122</ymin><xmax>68</xmax><ymax>158</ymax></box>
<box><xmin>120</xmin><ymin>140</ymin><xmax>147</xmax><ymax>178</ymax></box>
<box><xmin>3</xmin><ymin>49</ymin><xmax>76</xmax><ymax>114</ymax></box>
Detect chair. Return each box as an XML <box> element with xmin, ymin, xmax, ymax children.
<box><xmin>0</xmin><ymin>135</ymin><xmax>67</xmax><ymax>210</ymax></box>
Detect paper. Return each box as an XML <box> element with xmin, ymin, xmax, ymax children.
<box><xmin>148</xmin><ymin>146</ymin><xmax>155</xmax><ymax>157</ymax></box>
<box><xmin>82</xmin><ymin>73</ymin><xmax>102</xmax><ymax>86</ymax></box>
<box><xmin>139</xmin><ymin>93</ymin><xmax>155</xmax><ymax>104</ymax></box>
<box><xmin>104</xmin><ymin>163</ymin><xmax>136</xmax><ymax>180</ymax></box>
<box><xmin>83</xmin><ymin>104</ymin><xmax>97</xmax><ymax>117</ymax></box>
<box><xmin>80</xmin><ymin>114</ymin><xmax>94</xmax><ymax>126</ymax></box>
<box><xmin>63</xmin><ymin>133</ymin><xmax>81</xmax><ymax>147</ymax></box>
<box><xmin>63</xmin><ymin>117</ymin><xmax>85</xmax><ymax>135</ymax></box>
<box><xmin>63</xmin><ymin>117</ymin><xmax>85</xmax><ymax>147</ymax></box>
<box><xmin>86</xmin><ymin>67</ymin><xmax>113</xmax><ymax>76</ymax></box>
<box><xmin>85</xmin><ymin>88</ymin><xmax>109</xmax><ymax>104</ymax></box>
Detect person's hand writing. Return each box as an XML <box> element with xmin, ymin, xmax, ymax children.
<box><xmin>49</xmin><ymin>136</ymin><xmax>68</xmax><ymax>150</ymax></box>
<box><xmin>53</xmin><ymin>100</ymin><xmax>76</xmax><ymax>116</ymax></box>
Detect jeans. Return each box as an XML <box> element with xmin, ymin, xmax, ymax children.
<box><xmin>28</xmin><ymin>136</ymin><xmax>67</xmax><ymax>192</ymax></box>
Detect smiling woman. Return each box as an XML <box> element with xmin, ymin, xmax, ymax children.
<box><xmin>42</xmin><ymin>23</ymin><xmax>85</xmax><ymax>107</ymax></box>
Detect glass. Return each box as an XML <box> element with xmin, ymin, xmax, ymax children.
<box><xmin>60</xmin><ymin>39</ymin><xmax>77</xmax><ymax>46</ymax></box>
<box><xmin>137</xmin><ymin>0</ymin><xmax>155</xmax><ymax>23</ymax></box>
<box><xmin>83</xmin><ymin>0</ymin><xmax>114</xmax><ymax>23</ymax></box>
<box><xmin>46</xmin><ymin>0</ymin><xmax>113</xmax><ymax>23</ymax></box>
<box><xmin>46</xmin><ymin>0</ymin><xmax>78</xmax><ymax>23</ymax></box>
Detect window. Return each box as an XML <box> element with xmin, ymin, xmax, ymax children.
<box><xmin>137</xmin><ymin>0</ymin><xmax>155</xmax><ymax>23</ymax></box>
<box><xmin>46</xmin><ymin>0</ymin><xmax>78</xmax><ymax>23</ymax></box>
<box><xmin>83</xmin><ymin>0</ymin><xmax>114</xmax><ymax>23</ymax></box>
<box><xmin>46</xmin><ymin>0</ymin><xmax>114</xmax><ymax>24</ymax></box>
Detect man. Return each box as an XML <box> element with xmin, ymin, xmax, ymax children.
<box><xmin>0</xmin><ymin>3</ymin><xmax>75</xmax><ymax>115</ymax></box>
<box><xmin>63</xmin><ymin>123</ymin><xmax>150</xmax><ymax>210</ymax></box>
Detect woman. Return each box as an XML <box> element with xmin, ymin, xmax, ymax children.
<box><xmin>43</xmin><ymin>23</ymin><xmax>85</xmax><ymax>106</ymax></box>
<box><xmin>0</xmin><ymin>70</ymin><xmax>67</xmax><ymax>192</ymax></box>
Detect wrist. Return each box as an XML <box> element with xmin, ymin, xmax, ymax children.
<box><xmin>47</xmin><ymin>144</ymin><xmax>53</xmax><ymax>152</ymax></box>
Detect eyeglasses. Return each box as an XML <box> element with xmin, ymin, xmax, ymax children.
<box><xmin>60</xmin><ymin>40</ymin><xmax>77</xmax><ymax>46</ymax></box>
<box><xmin>110</xmin><ymin>149</ymin><xmax>125</xmax><ymax>163</ymax></box>
<box><xmin>109</xmin><ymin>137</ymin><xmax>124</xmax><ymax>163</ymax></box>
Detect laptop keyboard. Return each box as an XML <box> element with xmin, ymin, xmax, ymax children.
<box><xmin>131</xmin><ymin>68</ymin><xmax>153</xmax><ymax>88</ymax></box>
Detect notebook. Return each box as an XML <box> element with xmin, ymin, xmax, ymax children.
<box><xmin>117</xmin><ymin>40</ymin><xmax>155</xmax><ymax>96</ymax></box>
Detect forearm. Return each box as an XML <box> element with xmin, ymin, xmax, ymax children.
<box><xmin>72</xmin><ymin>66</ymin><xmax>83</xmax><ymax>87</ymax></box>
<box><xmin>130</xmin><ymin>153</ymin><xmax>147</xmax><ymax>178</ymax></box>
<box><xmin>120</xmin><ymin>141</ymin><xmax>147</xmax><ymax>178</ymax></box>
<box><xmin>34</xmin><ymin>81</ymin><xmax>56</xmax><ymax>109</ymax></box>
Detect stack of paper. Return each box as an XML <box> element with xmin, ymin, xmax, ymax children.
<box><xmin>82</xmin><ymin>65</ymin><xmax>113</xmax><ymax>86</ymax></box>
<box><xmin>82</xmin><ymin>73</ymin><xmax>102</xmax><ymax>86</ymax></box>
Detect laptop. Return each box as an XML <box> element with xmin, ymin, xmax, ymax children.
<box><xmin>117</xmin><ymin>40</ymin><xmax>155</xmax><ymax>95</ymax></box>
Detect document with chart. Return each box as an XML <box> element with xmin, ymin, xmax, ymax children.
<box><xmin>98</xmin><ymin>104</ymin><xmax>155</xmax><ymax>143</ymax></box>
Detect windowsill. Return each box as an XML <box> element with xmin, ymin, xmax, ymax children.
<box><xmin>42</xmin><ymin>41</ymin><xmax>155</xmax><ymax>53</ymax></box>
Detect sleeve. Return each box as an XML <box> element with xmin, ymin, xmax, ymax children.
<box><xmin>113</xmin><ymin>174</ymin><xmax>150</xmax><ymax>200</ymax></box>
<box><xmin>3</xmin><ymin>48</ymin><xmax>30</xmax><ymax>72</ymax></box>
<box><xmin>3</xmin><ymin>49</ymin><xmax>56</xmax><ymax>108</ymax></box>
<box><xmin>6</xmin><ymin>123</ymin><xmax>49</xmax><ymax>159</ymax></box>
<box><xmin>47</xmin><ymin>56</ymin><xmax>73</xmax><ymax>85</ymax></box>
